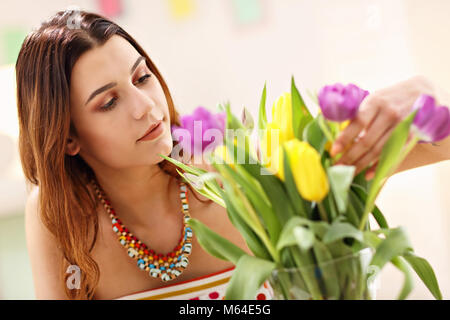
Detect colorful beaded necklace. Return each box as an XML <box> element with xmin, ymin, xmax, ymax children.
<box><xmin>90</xmin><ymin>178</ymin><xmax>193</xmax><ymax>282</ymax></box>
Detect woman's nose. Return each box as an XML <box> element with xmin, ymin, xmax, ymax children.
<box><xmin>130</xmin><ymin>88</ymin><xmax>156</xmax><ymax>120</ymax></box>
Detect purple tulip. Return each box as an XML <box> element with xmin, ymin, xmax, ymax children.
<box><xmin>412</xmin><ymin>94</ymin><xmax>450</xmax><ymax>143</ymax></box>
<box><xmin>171</xmin><ymin>106</ymin><xmax>226</xmax><ymax>155</ymax></box>
<box><xmin>318</xmin><ymin>83</ymin><xmax>369</xmax><ymax>122</ymax></box>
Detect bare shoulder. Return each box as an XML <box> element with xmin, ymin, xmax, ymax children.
<box><xmin>25</xmin><ymin>185</ymin><xmax>68</xmax><ymax>299</ymax></box>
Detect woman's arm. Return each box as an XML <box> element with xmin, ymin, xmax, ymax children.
<box><xmin>331</xmin><ymin>75</ymin><xmax>450</xmax><ymax>179</ymax></box>
<box><xmin>25</xmin><ymin>186</ymin><xmax>68</xmax><ymax>299</ymax></box>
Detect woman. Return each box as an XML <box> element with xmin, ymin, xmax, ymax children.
<box><xmin>19</xmin><ymin>9</ymin><xmax>448</xmax><ymax>301</ymax></box>
<box><xmin>19</xmin><ymin>10</ymin><xmax>257</xmax><ymax>300</ymax></box>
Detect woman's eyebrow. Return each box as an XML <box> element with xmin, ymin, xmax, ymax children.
<box><xmin>84</xmin><ymin>55</ymin><xmax>146</xmax><ymax>106</ymax></box>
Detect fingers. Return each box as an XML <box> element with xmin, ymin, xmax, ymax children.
<box><xmin>365</xmin><ymin>161</ymin><xmax>378</xmax><ymax>180</ymax></box>
<box><xmin>352</xmin><ymin>129</ymin><xmax>393</xmax><ymax>175</ymax></box>
<box><xmin>331</xmin><ymin>99</ymin><xmax>381</xmax><ymax>157</ymax></box>
<box><xmin>336</xmin><ymin>107</ymin><xmax>399</xmax><ymax>165</ymax></box>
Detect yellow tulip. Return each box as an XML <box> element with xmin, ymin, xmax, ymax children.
<box><xmin>282</xmin><ymin>139</ymin><xmax>329</xmax><ymax>202</ymax></box>
<box><xmin>260</xmin><ymin>121</ymin><xmax>282</xmax><ymax>171</ymax></box>
<box><xmin>272</xmin><ymin>92</ymin><xmax>295</xmax><ymax>143</ymax></box>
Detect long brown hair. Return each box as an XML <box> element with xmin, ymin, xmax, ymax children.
<box><xmin>16</xmin><ymin>9</ymin><xmax>202</xmax><ymax>299</ymax></box>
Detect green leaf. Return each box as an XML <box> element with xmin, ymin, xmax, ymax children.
<box><xmin>276</xmin><ymin>216</ymin><xmax>315</xmax><ymax>251</ymax></box>
<box><xmin>258</xmin><ymin>82</ymin><xmax>267</xmax><ymax>132</ymax></box>
<box><xmin>159</xmin><ymin>154</ymin><xmax>207</xmax><ymax>176</ymax></box>
<box><xmin>309</xmin><ymin>221</ymin><xmax>331</xmax><ymax>240</ymax></box>
<box><xmin>187</xmin><ymin>218</ymin><xmax>247</xmax><ymax>265</ymax></box>
<box><xmin>313</xmin><ymin>241</ymin><xmax>341</xmax><ymax>299</ymax></box>
<box><xmin>361</xmin><ymin>111</ymin><xmax>417</xmax><ymax>229</ymax></box>
<box><xmin>323</xmin><ymin>219</ymin><xmax>364</xmax><ymax>244</ymax></box>
<box><xmin>219</xmin><ymin>166</ymin><xmax>279</xmax><ymax>262</ymax></box>
<box><xmin>225</xmin><ymin>254</ymin><xmax>276</xmax><ymax>300</ymax></box>
<box><xmin>327</xmin><ymin>165</ymin><xmax>356</xmax><ymax>214</ymax></box>
<box><xmin>364</xmin><ymin>231</ymin><xmax>414</xmax><ymax>300</ymax></box>
<box><xmin>403</xmin><ymin>252</ymin><xmax>443</xmax><ymax>300</ymax></box>
<box><xmin>223</xmin><ymin>101</ymin><xmax>245</xmax><ymax>131</ymax></box>
<box><xmin>235</xmin><ymin>144</ymin><xmax>296</xmax><ymax>224</ymax></box>
<box><xmin>369</xmin><ymin>227</ymin><xmax>413</xmax><ymax>270</ymax></box>
<box><xmin>346</xmin><ymin>190</ymin><xmax>362</xmax><ymax>228</ymax></box>
<box><xmin>303</xmin><ymin>117</ymin><xmax>327</xmax><ymax>153</ymax></box>
<box><xmin>177</xmin><ymin>171</ymin><xmax>225</xmax><ymax>207</ymax></box>
<box><xmin>220</xmin><ymin>188</ymin><xmax>272</xmax><ymax>261</ymax></box>
<box><xmin>351</xmin><ymin>184</ymin><xmax>389</xmax><ymax>229</ymax></box>
<box><xmin>218</xmin><ymin>162</ymin><xmax>282</xmax><ymax>244</ymax></box>
<box><xmin>291</xmin><ymin>76</ymin><xmax>313</xmax><ymax>140</ymax></box>
<box><xmin>390</xmin><ymin>256</ymin><xmax>414</xmax><ymax>300</ymax></box>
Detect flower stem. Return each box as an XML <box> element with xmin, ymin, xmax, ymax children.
<box><xmin>358</xmin><ymin>135</ymin><xmax>420</xmax><ymax>230</ymax></box>
<box><xmin>318</xmin><ymin>114</ymin><xmax>335</xmax><ymax>144</ymax></box>
<box><xmin>317</xmin><ymin>202</ymin><xmax>329</xmax><ymax>223</ymax></box>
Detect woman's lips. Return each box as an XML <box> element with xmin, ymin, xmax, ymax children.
<box><xmin>137</xmin><ymin>120</ymin><xmax>164</xmax><ymax>142</ymax></box>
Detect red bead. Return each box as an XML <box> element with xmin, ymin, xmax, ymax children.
<box><xmin>162</xmin><ymin>257</ymin><xmax>167</xmax><ymax>262</ymax></box>
<box><xmin>144</xmin><ymin>249</ymin><xmax>149</xmax><ymax>255</ymax></box>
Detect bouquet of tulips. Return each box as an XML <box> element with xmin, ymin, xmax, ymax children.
<box><xmin>162</xmin><ymin>78</ymin><xmax>447</xmax><ymax>300</ymax></box>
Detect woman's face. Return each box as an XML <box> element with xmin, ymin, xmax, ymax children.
<box><xmin>68</xmin><ymin>35</ymin><xmax>173</xmax><ymax>170</ymax></box>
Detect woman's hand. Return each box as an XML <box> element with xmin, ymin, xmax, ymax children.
<box><xmin>330</xmin><ymin>75</ymin><xmax>438</xmax><ymax>180</ymax></box>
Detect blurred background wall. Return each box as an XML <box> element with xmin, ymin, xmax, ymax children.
<box><xmin>0</xmin><ymin>0</ymin><xmax>448</xmax><ymax>299</ymax></box>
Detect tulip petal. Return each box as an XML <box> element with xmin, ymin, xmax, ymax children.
<box><xmin>318</xmin><ymin>83</ymin><xmax>368</xmax><ymax>122</ymax></box>
<box><xmin>422</xmin><ymin>106</ymin><xmax>450</xmax><ymax>142</ymax></box>
<box><xmin>413</xmin><ymin>94</ymin><xmax>436</xmax><ymax>128</ymax></box>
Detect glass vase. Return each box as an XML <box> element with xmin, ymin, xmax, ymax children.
<box><xmin>268</xmin><ymin>248</ymin><xmax>379</xmax><ymax>300</ymax></box>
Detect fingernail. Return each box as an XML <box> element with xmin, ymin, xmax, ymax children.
<box><xmin>331</xmin><ymin>143</ymin><xmax>342</xmax><ymax>156</ymax></box>
<box><xmin>365</xmin><ymin>171</ymin><xmax>375</xmax><ymax>180</ymax></box>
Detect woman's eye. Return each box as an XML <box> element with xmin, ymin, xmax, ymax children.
<box><xmin>99</xmin><ymin>97</ymin><xmax>117</xmax><ymax>112</ymax></box>
<box><xmin>136</xmin><ymin>74</ymin><xmax>151</xmax><ymax>85</ymax></box>
<box><xmin>98</xmin><ymin>74</ymin><xmax>151</xmax><ymax>112</ymax></box>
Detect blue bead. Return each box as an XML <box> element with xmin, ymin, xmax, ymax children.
<box><xmin>160</xmin><ymin>266</ymin><xmax>166</xmax><ymax>271</ymax></box>
<box><xmin>178</xmin><ymin>256</ymin><xmax>181</xmax><ymax>261</ymax></box>
<box><xmin>137</xmin><ymin>259</ymin><xmax>144</xmax><ymax>266</ymax></box>
<box><xmin>150</xmin><ymin>264</ymin><xmax>155</xmax><ymax>269</ymax></box>
<box><xmin>170</xmin><ymin>263</ymin><xmax>175</xmax><ymax>268</ymax></box>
